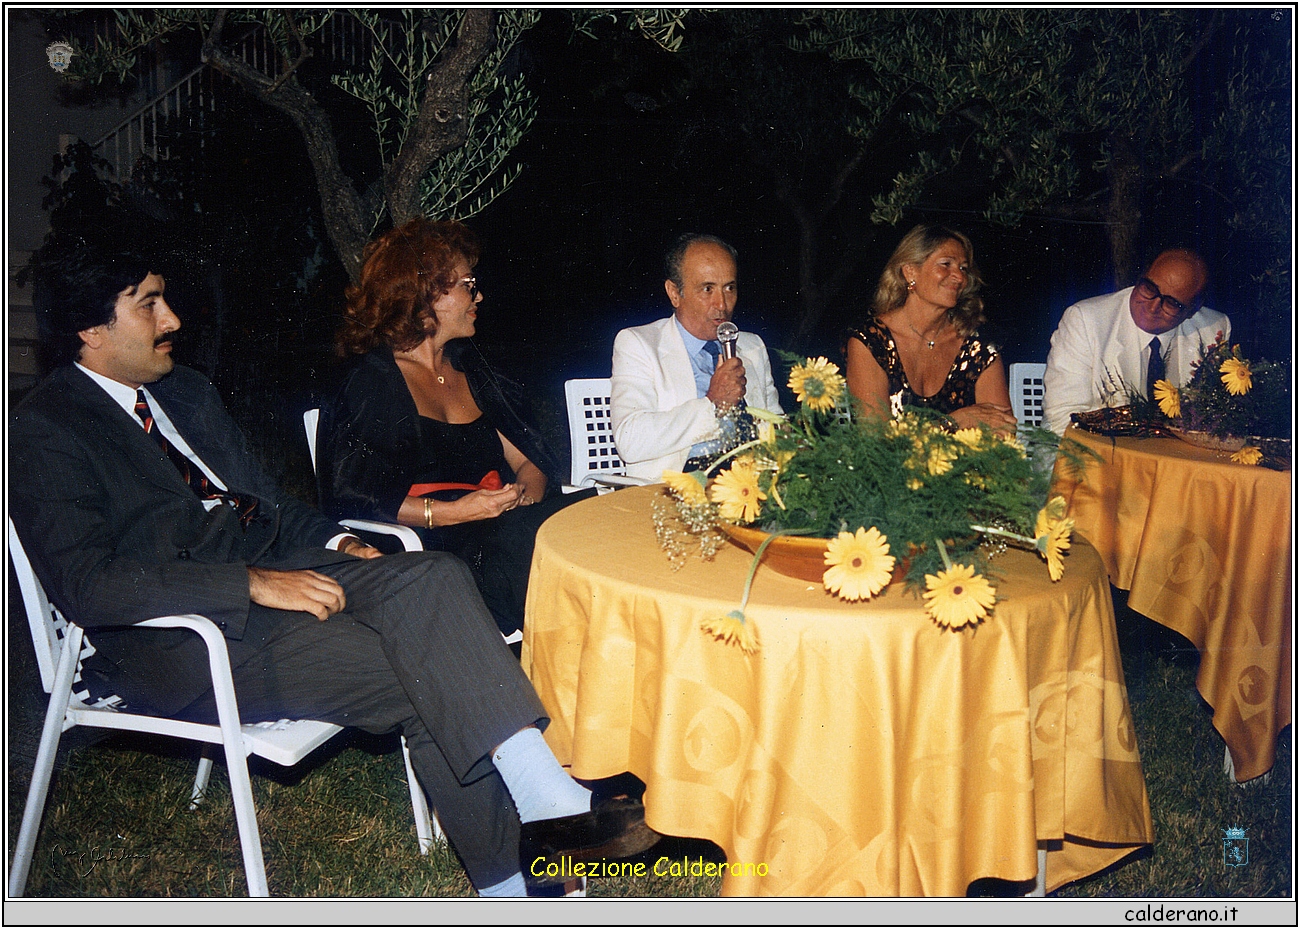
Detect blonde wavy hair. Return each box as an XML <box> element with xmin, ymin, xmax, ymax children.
<box><xmin>871</xmin><ymin>224</ymin><xmax>985</xmax><ymax>336</ymax></box>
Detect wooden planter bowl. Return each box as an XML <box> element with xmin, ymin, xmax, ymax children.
<box><xmin>720</xmin><ymin>523</ymin><xmax>909</xmax><ymax>587</ymax></box>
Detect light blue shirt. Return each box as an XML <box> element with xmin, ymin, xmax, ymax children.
<box><xmin>675</xmin><ymin>317</ymin><xmax>717</xmax><ymax>400</ymax></box>
<box><xmin>673</xmin><ymin>318</ymin><xmax>727</xmax><ymax>459</ymax></box>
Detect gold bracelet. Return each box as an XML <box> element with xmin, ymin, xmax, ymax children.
<box><xmin>423</xmin><ymin>496</ymin><xmax>433</xmax><ymax>529</ymax></box>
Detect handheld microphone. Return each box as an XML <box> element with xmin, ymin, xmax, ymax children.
<box><xmin>715</xmin><ymin>321</ymin><xmax>739</xmax><ymax>361</ymax></box>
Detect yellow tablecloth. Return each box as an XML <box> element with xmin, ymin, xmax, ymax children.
<box><xmin>1052</xmin><ymin>427</ymin><xmax>1293</xmax><ymax>782</ymax></box>
<box><xmin>523</xmin><ymin>485</ymin><xmax>1152</xmax><ymax>896</ymax></box>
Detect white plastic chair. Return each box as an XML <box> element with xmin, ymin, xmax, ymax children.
<box><xmin>1009</xmin><ymin>362</ymin><xmax>1047</xmax><ymax>428</ymax></box>
<box><xmin>305</xmin><ymin>408</ymin><xmax>521</xmax><ymax>653</ymax></box>
<box><xmin>305</xmin><ymin>410</ymin><xmax>586</xmax><ymax>894</ymax></box>
<box><xmin>6</xmin><ymin>519</ymin><xmax>437</xmax><ymax>896</ymax></box>
<box><xmin>303</xmin><ymin>409</ymin><xmax>423</xmax><ymax>551</ymax></box>
<box><xmin>562</xmin><ymin>378</ymin><xmax>649</xmax><ymax>490</ymax></box>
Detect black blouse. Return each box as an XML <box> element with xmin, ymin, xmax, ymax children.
<box><xmin>317</xmin><ymin>340</ymin><xmax>562</xmax><ymax>523</ymax></box>
<box><xmin>846</xmin><ymin>317</ymin><xmax>999</xmax><ymax>416</ymax></box>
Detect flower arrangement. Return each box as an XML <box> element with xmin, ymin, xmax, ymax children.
<box><xmin>1152</xmin><ymin>334</ymin><xmax>1291</xmax><ymax>464</ymax></box>
<box><xmin>653</xmin><ymin>357</ymin><xmax>1077</xmax><ymax>650</ymax></box>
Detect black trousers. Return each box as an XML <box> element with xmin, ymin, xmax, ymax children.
<box><xmin>177</xmin><ymin>550</ymin><xmax>547</xmax><ymax>888</ymax></box>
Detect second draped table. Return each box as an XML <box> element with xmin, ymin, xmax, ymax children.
<box><xmin>1051</xmin><ymin>426</ymin><xmax>1292</xmax><ymax>782</ymax></box>
<box><xmin>522</xmin><ymin>484</ymin><xmax>1152</xmax><ymax>896</ymax></box>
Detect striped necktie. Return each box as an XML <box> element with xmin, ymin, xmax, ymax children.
<box><xmin>134</xmin><ymin>389</ymin><xmax>259</xmax><ymax>526</ymax></box>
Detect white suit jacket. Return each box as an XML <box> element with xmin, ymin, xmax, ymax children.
<box><xmin>611</xmin><ymin>316</ymin><xmax>783</xmax><ymax>480</ymax></box>
<box><xmin>1042</xmin><ymin>286</ymin><xmax>1230</xmax><ymax>434</ymax></box>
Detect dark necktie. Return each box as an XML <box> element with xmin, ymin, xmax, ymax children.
<box><xmin>1145</xmin><ymin>336</ymin><xmax>1165</xmax><ymax>399</ymax></box>
<box><xmin>701</xmin><ymin>340</ymin><xmax>722</xmax><ymax>373</ymax></box>
<box><xmin>134</xmin><ymin>389</ymin><xmax>259</xmax><ymax>526</ymax></box>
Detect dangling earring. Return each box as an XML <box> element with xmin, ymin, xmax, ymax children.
<box><xmin>907</xmin><ymin>279</ymin><xmax>916</xmax><ymax>292</ymax></box>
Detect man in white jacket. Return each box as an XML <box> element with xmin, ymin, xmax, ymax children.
<box><xmin>1042</xmin><ymin>248</ymin><xmax>1230</xmax><ymax>434</ymax></box>
<box><xmin>611</xmin><ymin>234</ymin><xmax>782</xmax><ymax>481</ymax></box>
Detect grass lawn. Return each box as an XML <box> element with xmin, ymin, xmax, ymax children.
<box><xmin>7</xmin><ymin>615</ymin><xmax>1291</xmax><ymax>899</ymax></box>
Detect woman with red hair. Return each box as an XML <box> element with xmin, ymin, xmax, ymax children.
<box><xmin>319</xmin><ymin>218</ymin><xmax>586</xmax><ymax>645</ymax></box>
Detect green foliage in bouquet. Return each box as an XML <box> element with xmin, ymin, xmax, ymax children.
<box><xmin>657</xmin><ymin>357</ymin><xmax>1083</xmax><ymax>646</ymax></box>
<box><xmin>756</xmin><ymin>406</ymin><xmax>1055</xmax><ymax>586</ymax></box>
<box><xmin>1155</xmin><ymin>335</ymin><xmax>1291</xmax><ymax>439</ymax></box>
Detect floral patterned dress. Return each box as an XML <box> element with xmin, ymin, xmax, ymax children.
<box><xmin>846</xmin><ymin>317</ymin><xmax>999</xmax><ymax>417</ymax></box>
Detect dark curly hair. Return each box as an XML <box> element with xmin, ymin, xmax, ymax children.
<box><xmin>336</xmin><ymin>218</ymin><xmax>481</xmax><ymax>356</ymax></box>
<box><xmin>30</xmin><ymin>235</ymin><xmax>157</xmax><ymax>368</ymax></box>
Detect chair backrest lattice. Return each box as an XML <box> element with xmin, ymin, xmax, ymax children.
<box><xmin>1009</xmin><ymin>362</ymin><xmax>1047</xmax><ymax>428</ymax></box>
<box><xmin>9</xmin><ymin>520</ymin><xmax>124</xmax><ymax>709</ymax></box>
<box><xmin>564</xmin><ymin>378</ymin><xmax>628</xmax><ymax>486</ymax></box>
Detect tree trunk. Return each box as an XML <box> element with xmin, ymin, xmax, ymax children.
<box><xmin>202</xmin><ymin>32</ymin><xmax>371</xmax><ymax>281</ymax></box>
<box><xmin>385</xmin><ymin>10</ymin><xmax>496</xmax><ymax>224</ymax></box>
<box><xmin>776</xmin><ymin>186</ymin><xmax>822</xmax><ymax>353</ymax></box>
<box><xmin>204</xmin><ymin>11</ymin><xmax>499</xmax><ymax>282</ymax></box>
<box><xmin>1105</xmin><ymin>135</ymin><xmax>1144</xmax><ymax>288</ymax></box>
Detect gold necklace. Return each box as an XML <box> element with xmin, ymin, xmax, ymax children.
<box><xmin>907</xmin><ymin>321</ymin><xmax>943</xmax><ymax>350</ymax></box>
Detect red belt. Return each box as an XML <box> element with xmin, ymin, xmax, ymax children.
<box><xmin>409</xmin><ymin>470</ymin><xmax>503</xmax><ymax>497</ymax></box>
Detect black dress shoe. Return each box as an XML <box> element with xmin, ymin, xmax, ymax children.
<box><xmin>520</xmin><ymin>796</ymin><xmax>659</xmax><ymax>889</ymax></box>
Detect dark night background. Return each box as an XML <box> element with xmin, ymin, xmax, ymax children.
<box><xmin>13</xmin><ymin>9</ymin><xmax>1294</xmax><ymax>488</ymax></box>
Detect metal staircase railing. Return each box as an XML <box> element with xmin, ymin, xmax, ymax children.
<box><xmin>91</xmin><ymin>15</ymin><xmax>372</xmax><ymax>184</ymax></box>
<box><xmin>92</xmin><ymin>63</ymin><xmax>212</xmax><ymax>183</ymax></box>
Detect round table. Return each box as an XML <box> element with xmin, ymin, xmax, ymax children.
<box><xmin>1052</xmin><ymin>427</ymin><xmax>1292</xmax><ymax>782</ymax></box>
<box><xmin>523</xmin><ymin>485</ymin><xmax>1152</xmax><ymax>896</ymax></box>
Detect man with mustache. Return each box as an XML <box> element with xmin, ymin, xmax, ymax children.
<box><xmin>1042</xmin><ymin>248</ymin><xmax>1230</xmax><ymax>434</ymax></box>
<box><xmin>10</xmin><ymin>240</ymin><xmax>657</xmax><ymax>895</ymax></box>
<box><xmin>610</xmin><ymin>233</ymin><xmax>782</xmax><ymax>480</ymax></box>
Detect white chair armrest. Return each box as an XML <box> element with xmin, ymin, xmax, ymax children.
<box><xmin>578</xmin><ymin>474</ymin><xmax>653</xmax><ymax>489</ymax></box>
<box><xmin>136</xmin><ymin>615</ymin><xmax>254</xmax><ymax>760</ymax></box>
<box><xmin>339</xmin><ymin>519</ymin><xmax>424</xmax><ymax>552</ymax></box>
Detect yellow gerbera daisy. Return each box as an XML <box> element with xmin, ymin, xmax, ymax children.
<box><xmin>822</xmin><ymin>527</ymin><xmax>896</xmax><ymax>601</ymax></box>
<box><xmin>926</xmin><ymin>445</ymin><xmax>957</xmax><ymax>476</ymax></box>
<box><xmin>1034</xmin><ymin>519</ymin><xmax>1074</xmax><ymax>581</ymax></box>
<box><xmin>700</xmin><ymin>610</ymin><xmax>758</xmax><ymax>653</ymax></box>
<box><xmin>1033</xmin><ymin>496</ymin><xmax>1073</xmax><ymax>581</ymax></box>
<box><xmin>1152</xmin><ymin>379</ymin><xmax>1181</xmax><ymax>419</ymax></box>
<box><xmin>662</xmin><ymin>469</ymin><xmax>708</xmax><ymax>505</ymax></box>
<box><xmin>709</xmin><ymin>459</ymin><xmax>766</xmax><ymax>522</ymax></box>
<box><xmin>952</xmin><ymin>427</ymin><xmax>985</xmax><ymax>450</ymax></box>
<box><xmin>787</xmin><ymin>357</ymin><xmax>846</xmax><ymax>413</ymax></box>
<box><xmin>1035</xmin><ymin>495</ymin><xmax>1068</xmax><ymax>527</ymax></box>
<box><xmin>923</xmin><ymin>563</ymin><xmax>997</xmax><ymax>629</ymax></box>
<box><xmin>1230</xmin><ymin>445</ymin><xmax>1263</xmax><ymax>466</ymax></box>
<box><xmin>1219</xmin><ymin>357</ymin><xmax>1253</xmax><ymax>396</ymax></box>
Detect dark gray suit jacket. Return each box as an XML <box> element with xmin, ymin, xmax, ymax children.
<box><xmin>10</xmin><ymin>364</ymin><xmax>353</xmax><ymax>714</ymax></box>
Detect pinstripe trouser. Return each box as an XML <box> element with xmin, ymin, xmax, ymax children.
<box><xmin>176</xmin><ymin>550</ymin><xmax>547</xmax><ymax>888</ymax></box>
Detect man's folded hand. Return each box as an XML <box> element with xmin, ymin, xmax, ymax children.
<box><xmin>247</xmin><ymin>567</ymin><xmax>346</xmax><ymax>621</ymax></box>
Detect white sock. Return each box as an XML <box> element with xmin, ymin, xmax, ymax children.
<box><xmin>478</xmin><ymin>871</ymin><xmax>527</xmax><ymax>897</ymax></box>
<box><xmin>492</xmin><ymin>727</ymin><xmax>592</xmax><ymax>824</ymax></box>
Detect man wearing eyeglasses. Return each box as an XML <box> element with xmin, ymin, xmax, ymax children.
<box><xmin>1042</xmin><ymin>248</ymin><xmax>1230</xmax><ymax>434</ymax></box>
